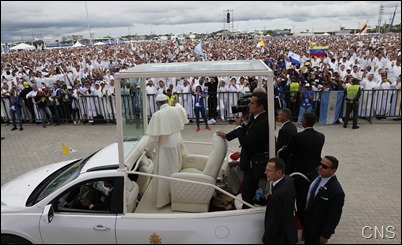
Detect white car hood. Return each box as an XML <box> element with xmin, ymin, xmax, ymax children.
<box><xmin>1</xmin><ymin>159</ymin><xmax>78</xmax><ymax>207</ymax></box>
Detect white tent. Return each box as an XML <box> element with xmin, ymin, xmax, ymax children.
<box><xmin>72</xmin><ymin>41</ymin><xmax>84</xmax><ymax>47</ymax></box>
<box><xmin>322</xmin><ymin>32</ymin><xmax>331</xmax><ymax>36</ymax></box>
<box><xmin>10</xmin><ymin>43</ymin><xmax>35</xmax><ymax>50</ymax></box>
<box><xmin>93</xmin><ymin>41</ymin><xmax>106</xmax><ymax>46</ymax></box>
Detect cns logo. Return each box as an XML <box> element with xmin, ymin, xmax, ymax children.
<box><xmin>362</xmin><ymin>226</ymin><xmax>396</xmax><ymax>239</ymax></box>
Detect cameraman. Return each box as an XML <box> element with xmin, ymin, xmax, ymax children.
<box><xmin>216</xmin><ymin>91</ymin><xmax>269</xmax><ymax>209</ymax></box>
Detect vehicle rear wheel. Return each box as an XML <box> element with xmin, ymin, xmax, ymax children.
<box><xmin>1</xmin><ymin>235</ymin><xmax>32</xmax><ymax>244</ymax></box>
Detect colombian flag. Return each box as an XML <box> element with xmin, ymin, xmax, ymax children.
<box><xmin>309</xmin><ymin>46</ymin><xmax>329</xmax><ymax>57</ymax></box>
<box><xmin>360</xmin><ymin>21</ymin><xmax>368</xmax><ymax>34</ymax></box>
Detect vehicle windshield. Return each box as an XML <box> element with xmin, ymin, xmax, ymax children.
<box><xmin>120</xmin><ymin>77</ymin><xmax>145</xmax><ymax>156</ymax></box>
<box><xmin>27</xmin><ymin>153</ymin><xmax>96</xmax><ymax>206</ymax></box>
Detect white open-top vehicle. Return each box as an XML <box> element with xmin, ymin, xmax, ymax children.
<box><xmin>1</xmin><ymin>60</ymin><xmax>276</xmax><ymax>244</ymax></box>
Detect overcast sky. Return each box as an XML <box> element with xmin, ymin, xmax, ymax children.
<box><xmin>1</xmin><ymin>1</ymin><xmax>401</xmax><ymax>43</ymax></box>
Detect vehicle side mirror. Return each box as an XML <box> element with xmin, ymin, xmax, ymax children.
<box><xmin>42</xmin><ymin>204</ymin><xmax>54</xmax><ymax>224</ymax></box>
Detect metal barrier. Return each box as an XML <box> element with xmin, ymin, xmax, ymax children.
<box><xmin>1</xmin><ymin>89</ymin><xmax>400</xmax><ymax>125</ymax></box>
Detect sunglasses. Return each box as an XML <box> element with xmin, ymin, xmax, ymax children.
<box><xmin>320</xmin><ymin>163</ymin><xmax>332</xmax><ymax>170</ymax></box>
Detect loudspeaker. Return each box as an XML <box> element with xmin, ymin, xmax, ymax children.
<box><xmin>227</xmin><ymin>13</ymin><xmax>230</xmax><ymax>23</ymax></box>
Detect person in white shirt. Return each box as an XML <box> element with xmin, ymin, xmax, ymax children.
<box><xmin>145</xmin><ymin>79</ymin><xmax>157</xmax><ymax>118</ymax></box>
<box><xmin>145</xmin><ymin>94</ymin><xmax>188</xmax><ymax>208</ymax></box>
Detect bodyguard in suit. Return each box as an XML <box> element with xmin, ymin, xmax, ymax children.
<box><xmin>216</xmin><ymin>91</ymin><xmax>269</xmax><ymax>209</ymax></box>
<box><xmin>302</xmin><ymin>156</ymin><xmax>345</xmax><ymax>244</ymax></box>
<box><xmin>287</xmin><ymin>112</ymin><xmax>325</xmax><ymax>180</ymax></box>
<box><xmin>261</xmin><ymin>158</ymin><xmax>297</xmax><ymax>244</ymax></box>
<box><xmin>276</xmin><ymin>108</ymin><xmax>297</xmax><ymax>172</ymax></box>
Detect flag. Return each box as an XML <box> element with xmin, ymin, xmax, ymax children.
<box><xmin>175</xmin><ymin>37</ymin><xmax>181</xmax><ymax>46</ymax></box>
<box><xmin>360</xmin><ymin>21</ymin><xmax>368</xmax><ymax>34</ymax></box>
<box><xmin>62</xmin><ymin>143</ymin><xmax>77</xmax><ymax>155</ymax></box>
<box><xmin>194</xmin><ymin>40</ymin><xmax>203</xmax><ymax>56</ymax></box>
<box><xmin>256</xmin><ymin>38</ymin><xmax>265</xmax><ymax>47</ymax></box>
<box><xmin>319</xmin><ymin>91</ymin><xmax>344</xmax><ymax>124</ymax></box>
<box><xmin>288</xmin><ymin>51</ymin><xmax>301</xmax><ymax>67</ymax></box>
<box><xmin>309</xmin><ymin>46</ymin><xmax>329</xmax><ymax>57</ymax></box>
<box><xmin>389</xmin><ymin>6</ymin><xmax>397</xmax><ymax>32</ymax></box>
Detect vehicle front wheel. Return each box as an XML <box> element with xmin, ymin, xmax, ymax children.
<box><xmin>1</xmin><ymin>235</ymin><xmax>32</xmax><ymax>244</ymax></box>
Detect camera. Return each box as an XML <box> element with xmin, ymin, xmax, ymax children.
<box><xmin>231</xmin><ymin>94</ymin><xmax>252</xmax><ymax>114</ymax></box>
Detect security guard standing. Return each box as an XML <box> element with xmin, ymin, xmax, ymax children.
<box><xmin>343</xmin><ymin>78</ymin><xmax>361</xmax><ymax>129</ymax></box>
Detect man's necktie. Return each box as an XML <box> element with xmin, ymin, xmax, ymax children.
<box><xmin>307</xmin><ymin>176</ymin><xmax>321</xmax><ymax>208</ymax></box>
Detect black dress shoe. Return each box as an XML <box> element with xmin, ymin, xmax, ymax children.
<box><xmin>20</xmin><ymin>128</ymin><xmax>23</xmax><ymax>131</ymax></box>
<box><xmin>11</xmin><ymin>128</ymin><xmax>17</xmax><ymax>131</ymax></box>
<box><xmin>352</xmin><ymin>126</ymin><xmax>359</xmax><ymax>129</ymax></box>
<box><xmin>343</xmin><ymin>125</ymin><xmax>347</xmax><ymax>128</ymax></box>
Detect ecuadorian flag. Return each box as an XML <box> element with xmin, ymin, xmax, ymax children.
<box><xmin>309</xmin><ymin>46</ymin><xmax>329</xmax><ymax>57</ymax></box>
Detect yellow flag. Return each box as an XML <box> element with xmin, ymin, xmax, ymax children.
<box><xmin>62</xmin><ymin>143</ymin><xmax>77</xmax><ymax>155</ymax></box>
<box><xmin>257</xmin><ymin>38</ymin><xmax>265</xmax><ymax>47</ymax></box>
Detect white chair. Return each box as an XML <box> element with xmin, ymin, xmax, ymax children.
<box><xmin>170</xmin><ymin>133</ymin><xmax>228</xmax><ymax>212</ymax></box>
<box><xmin>125</xmin><ymin>176</ymin><xmax>139</xmax><ymax>213</ymax></box>
<box><xmin>136</xmin><ymin>157</ymin><xmax>154</xmax><ymax>197</ymax></box>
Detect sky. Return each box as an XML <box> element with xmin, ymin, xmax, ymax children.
<box><xmin>1</xmin><ymin>1</ymin><xmax>401</xmax><ymax>43</ymax></box>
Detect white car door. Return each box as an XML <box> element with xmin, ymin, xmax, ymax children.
<box><xmin>40</xmin><ymin>212</ymin><xmax>117</xmax><ymax>244</ymax></box>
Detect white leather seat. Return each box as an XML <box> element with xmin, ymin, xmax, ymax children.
<box><xmin>136</xmin><ymin>157</ymin><xmax>154</xmax><ymax>197</ymax></box>
<box><xmin>125</xmin><ymin>176</ymin><xmax>139</xmax><ymax>213</ymax></box>
<box><xmin>170</xmin><ymin>133</ymin><xmax>228</xmax><ymax>212</ymax></box>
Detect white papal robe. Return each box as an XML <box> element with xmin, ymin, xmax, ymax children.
<box><xmin>145</xmin><ymin>103</ymin><xmax>188</xmax><ymax>207</ymax></box>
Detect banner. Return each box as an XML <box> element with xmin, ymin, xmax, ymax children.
<box><xmin>319</xmin><ymin>91</ymin><xmax>344</xmax><ymax>124</ymax></box>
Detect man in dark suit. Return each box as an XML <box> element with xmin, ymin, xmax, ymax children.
<box><xmin>261</xmin><ymin>158</ymin><xmax>297</xmax><ymax>244</ymax></box>
<box><xmin>287</xmin><ymin>112</ymin><xmax>325</xmax><ymax>180</ymax></box>
<box><xmin>216</xmin><ymin>91</ymin><xmax>269</xmax><ymax>209</ymax></box>
<box><xmin>276</xmin><ymin>108</ymin><xmax>297</xmax><ymax>173</ymax></box>
<box><xmin>286</xmin><ymin>112</ymin><xmax>325</xmax><ymax>218</ymax></box>
<box><xmin>302</xmin><ymin>156</ymin><xmax>345</xmax><ymax>244</ymax></box>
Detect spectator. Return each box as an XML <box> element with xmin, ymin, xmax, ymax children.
<box><xmin>8</xmin><ymin>89</ymin><xmax>23</xmax><ymax>131</ymax></box>
<box><xmin>191</xmin><ymin>85</ymin><xmax>211</xmax><ymax>132</ymax></box>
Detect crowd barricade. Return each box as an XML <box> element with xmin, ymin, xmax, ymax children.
<box><xmin>1</xmin><ymin>95</ymin><xmax>118</xmax><ymax>124</ymax></box>
<box><xmin>276</xmin><ymin>89</ymin><xmax>401</xmax><ymax>123</ymax></box>
<box><xmin>146</xmin><ymin>92</ymin><xmax>246</xmax><ymax>121</ymax></box>
<box><xmin>1</xmin><ymin>89</ymin><xmax>400</xmax><ymax>125</ymax></box>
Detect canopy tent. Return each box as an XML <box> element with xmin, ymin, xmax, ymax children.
<box><xmin>322</xmin><ymin>32</ymin><xmax>331</xmax><ymax>36</ymax></box>
<box><xmin>93</xmin><ymin>41</ymin><xmax>106</xmax><ymax>46</ymax></box>
<box><xmin>72</xmin><ymin>41</ymin><xmax>84</xmax><ymax>47</ymax></box>
<box><xmin>10</xmin><ymin>43</ymin><xmax>35</xmax><ymax>50</ymax></box>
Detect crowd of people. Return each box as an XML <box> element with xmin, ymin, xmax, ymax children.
<box><xmin>1</xmin><ymin>33</ymin><xmax>401</xmax><ymax>130</ymax></box>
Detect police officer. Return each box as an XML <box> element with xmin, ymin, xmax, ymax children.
<box><xmin>343</xmin><ymin>78</ymin><xmax>361</xmax><ymax>129</ymax></box>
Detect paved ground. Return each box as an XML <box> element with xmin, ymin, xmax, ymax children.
<box><xmin>1</xmin><ymin>118</ymin><xmax>400</xmax><ymax>244</ymax></box>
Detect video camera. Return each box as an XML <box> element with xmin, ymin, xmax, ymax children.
<box><xmin>231</xmin><ymin>93</ymin><xmax>252</xmax><ymax>114</ymax></box>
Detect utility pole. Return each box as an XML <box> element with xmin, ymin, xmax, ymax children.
<box><xmin>31</xmin><ymin>28</ymin><xmax>34</xmax><ymax>42</ymax></box>
<box><xmin>18</xmin><ymin>28</ymin><xmax>23</xmax><ymax>42</ymax></box>
<box><xmin>376</xmin><ymin>4</ymin><xmax>384</xmax><ymax>33</ymax></box>
<box><xmin>85</xmin><ymin>1</ymin><xmax>92</xmax><ymax>44</ymax></box>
